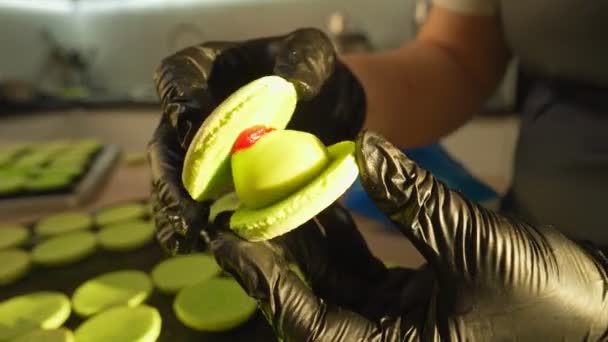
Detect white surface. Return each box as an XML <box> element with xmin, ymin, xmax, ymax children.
<box><xmin>0</xmin><ymin>8</ymin><xmax>78</xmax><ymax>82</ymax></box>
<box><xmin>0</xmin><ymin>0</ymin><xmax>415</xmax><ymax>92</ymax></box>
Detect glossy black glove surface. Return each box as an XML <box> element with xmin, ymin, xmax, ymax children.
<box><xmin>211</xmin><ymin>130</ymin><xmax>608</xmax><ymax>341</ymax></box>
<box><xmin>148</xmin><ymin>28</ymin><xmax>366</xmax><ymax>255</ymax></box>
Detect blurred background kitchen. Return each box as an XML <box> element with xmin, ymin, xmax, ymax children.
<box><xmin>0</xmin><ymin>0</ymin><xmax>520</xmax><ymax>267</ymax></box>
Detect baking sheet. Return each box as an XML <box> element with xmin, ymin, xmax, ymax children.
<box><xmin>0</xmin><ymin>200</ymin><xmax>276</xmax><ymax>342</ymax></box>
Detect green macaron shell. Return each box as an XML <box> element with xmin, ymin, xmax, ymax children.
<box><xmin>10</xmin><ymin>327</ymin><xmax>74</xmax><ymax>342</ymax></box>
<box><xmin>0</xmin><ymin>249</ymin><xmax>31</xmax><ymax>286</ymax></box>
<box><xmin>208</xmin><ymin>192</ymin><xmax>241</xmax><ymax>223</ymax></box>
<box><xmin>35</xmin><ymin>211</ymin><xmax>93</xmax><ymax>237</ymax></box>
<box><xmin>229</xmin><ymin>141</ymin><xmax>359</xmax><ymax>241</ymax></box>
<box><xmin>23</xmin><ymin>174</ymin><xmax>72</xmax><ymax>192</ymax></box>
<box><xmin>0</xmin><ymin>225</ymin><xmax>29</xmax><ymax>250</ymax></box>
<box><xmin>97</xmin><ymin>220</ymin><xmax>155</xmax><ymax>251</ymax></box>
<box><xmin>231</xmin><ymin>130</ymin><xmax>330</xmax><ymax>209</ymax></box>
<box><xmin>71</xmin><ymin>270</ymin><xmax>153</xmax><ymax>317</ymax></box>
<box><xmin>0</xmin><ymin>292</ymin><xmax>71</xmax><ymax>331</ymax></box>
<box><xmin>182</xmin><ymin>75</ymin><xmax>297</xmax><ymax>202</ymax></box>
<box><xmin>31</xmin><ymin>231</ymin><xmax>97</xmax><ymax>266</ymax></box>
<box><xmin>95</xmin><ymin>202</ymin><xmax>147</xmax><ymax>227</ymax></box>
<box><xmin>74</xmin><ymin>305</ymin><xmax>161</xmax><ymax>342</ymax></box>
<box><xmin>11</xmin><ymin>152</ymin><xmax>50</xmax><ymax>171</ymax></box>
<box><xmin>29</xmin><ymin>162</ymin><xmax>84</xmax><ymax>179</ymax></box>
<box><xmin>173</xmin><ymin>277</ymin><xmax>257</xmax><ymax>332</ymax></box>
<box><xmin>0</xmin><ymin>151</ymin><xmax>16</xmax><ymax>167</ymax></box>
<box><xmin>0</xmin><ymin>175</ymin><xmax>26</xmax><ymax>195</ymax></box>
<box><xmin>150</xmin><ymin>253</ymin><xmax>221</xmax><ymax>294</ymax></box>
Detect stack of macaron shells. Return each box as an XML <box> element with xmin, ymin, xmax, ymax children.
<box><xmin>0</xmin><ymin>138</ymin><xmax>103</xmax><ymax>196</ymax></box>
<box><xmin>182</xmin><ymin>75</ymin><xmax>360</xmax><ymax>241</ymax></box>
<box><xmin>0</xmin><ymin>200</ymin><xmax>262</xmax><ymax>341</ymax></box>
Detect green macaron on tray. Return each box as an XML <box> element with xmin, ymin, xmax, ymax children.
<box><xmin>0</xmin><ymin>138</ymin><xmax>122</xmax><ymax>214</ymax></box>
<box><xmin>0</xmin><ymin>199</ymin><xmax>274</xmax><ymax>342</ymax></box>
<box><xmin>0</xmin><ymin>139</ymin><xmax>102</xmax><ymax>196</ymax></box>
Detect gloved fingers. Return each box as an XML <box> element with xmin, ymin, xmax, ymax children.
<box><xmin>280</xmin><ymin>34</ymin><xmax>365</xmax><ymax>144</ymax></box>
<box><xmin>355</xmin><ymin>130</ymin><xmax>508</xmax><ymax>281</ymax></box>
<box><xmin>210</xmin><ymin>230</ymin><xmax>394</xmax><ymax>341</ymax></box>
<box><xmin>147</xmin><ymin>119</ymin><xmax>211</xmax><ymax>255</ymax></box>
<box><xmin>272</xmin><ymin>203</ymin><xmax>386</xmax><ymax>278</ymax></box>
<box><xmin>355</xmin><ymin>131</ymin><xmax>602</xmax><ymax>294</ymax></box>
<box><xmin>269</xmin><ymin>204</ymin><xmax>389</xmax><ymax>311</ymax></box>
<box><xmin>272</xmin><ymin>27</ymin><xmax>336</xmax><ymax>100</ymax></box>
<box><xmin>308</xmin><ymin>207</ymin><xmax>435</xmax><ymax>320</ymax></box>
<box><xmin>315</xmin><ymin>203</ymin><xmax>388</xmax><ymax>277</ymax></box>
<box><xmin>153</xmin><ymin>43</ymin><xmax>231</xmax><ymax>149</ymax></box>
<box><xmin>149</xmin><ymin>194</ymin><xmax>206</xmax><ymax>256</ymax></box>
<box><xmin>209</xmin><ymin>28</ymin><xmax>336</xmax><ymax>102</ymax></box>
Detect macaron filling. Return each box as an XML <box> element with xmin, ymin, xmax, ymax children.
<box><xmin>229</xmin><ymin>140</ymin><xmax>357</xmax><ymax>241</ymax></box>
<box><xmin>183</xmin><ymin>76</ymin><xmax>359</xmax><ymax>241</ymax></box>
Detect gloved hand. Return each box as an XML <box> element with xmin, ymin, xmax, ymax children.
<box><xmin>210</xmin><ymin>130</ymin><xmax>608</xmax><ymax>341</ymax></box>
<box><xmin>147</xmin><ymin>28</ymin><xmax>366</xmax><ymax>255</ymax></box>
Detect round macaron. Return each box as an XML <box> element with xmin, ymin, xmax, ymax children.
<box><xmin>97</xmin><ymin>220</ymin><xmax>155</xmax><ymax>252</ymax></box>
<box><xmin>182</xmin><ymin>75</ymin><xmax>297</xmax><ymax>202</ymax></box>
<box><xmin>0</xmin><ymin>175</ymin><xmax>26</xmax><ymax>196</ymax></box>
<box><xmin>74</xmin><ymin>305</ymin><xmax>161</xmax><ymax>342</ymax></box>
<box><xmin>95</xmin><ymin>202</ymin><xmax>147</xmax><ymax>227</ymax></box>
<box><xmin>183</xmin><ymin>76</ymin><xmax>359</xmax><ymax>242</ymax></box>
<box><xmin>9</xmin><ymin>327</ymin><xmax>74</xmax><ymax>342</ymax></box>
<box><xmin>228</xmin><ymin>139</ymin><xmax>358</xmax><ymax>241</ymax></box>
<box><xmin>23</xmin><ymin>174</ymin><xmax>72</xmax><ymax>192</ymax></box>
<box><xmin>0</xmin><ymin>292</ymin><xmax>71</xmax><ymax>331</ymax></box>
<box><xmin>150</xmin><ymin>253</ymin><xmax>221</xmax><ymax>294</ymax></box>
<box><xmin>71</xmin><ymin>270</ymin><xmax>153</xmax><ymax>317</ymax></box>
<box><xmin>173</xmin><ymin>277</ymin><xmax>257</xmax><ymax>332</ymax></box>
<box><xmin>0</xmin><ymin>249</ymin><xmax>31</xmax><ymax>286</ymax></box>
<box><xmin>31</xmin><ymin>231</ymin><xmax>97</xmax><ymax>267</ymax></box>
<box><xmin>11</xmin><ymin>151</ymin><xmax>50</xmax><ymax>172</ymax></box>
<box><xmin>0</xmin><ymin>225</ymin><xmax>29</xmax><ymax>250</ymax></box>
<box><xmin>35</xmin><ymin>211</ymin><xmax>93</xmax><ymax>237</ymax></box>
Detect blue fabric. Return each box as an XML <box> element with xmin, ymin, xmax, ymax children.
<box><xmin>342</xmin><ymin>144</ymin><xmax>500</xmax><ymax>227</ymax></box>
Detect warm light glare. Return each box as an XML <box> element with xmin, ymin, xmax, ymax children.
<box><xmin>0</xmin><ymin>0</ymin><xmax>282</xmax><ymax>14</ymax></box>
<box><xmin>0</xmin><ymin>0</ymin><xmax>74</xmax><ymax>13</ymax></box>
<box><xmin>77</xmin><ymin>0</ymin><xmax>262</xmax><ymax>13</ymax></box>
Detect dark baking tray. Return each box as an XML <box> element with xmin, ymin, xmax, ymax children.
<box><xmin>0</xmin><ymin>200</ymin><xmax>276</xmax><ymax>341</ymax></box>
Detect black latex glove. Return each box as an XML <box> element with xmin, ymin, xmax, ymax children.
<box><xmin>210</xmin><ymin>130</ymin><xmax>608</xmax><ymax>341</ymax></box>
<box><xmin>147</xmin><ymin>28</ymin><xmax>366</xmax><ymax>255</ymax></box>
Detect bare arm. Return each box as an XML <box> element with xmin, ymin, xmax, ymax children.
<box><xmin>342</xmin><ymin>6</ymin><xmax>511</xmax><ymax>148</ymax></box>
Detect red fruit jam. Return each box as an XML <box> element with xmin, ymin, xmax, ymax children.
<box><xmin>231</xmin><ymin>125</ymin><xmax>276</xmax><ymax>154</ymax></box>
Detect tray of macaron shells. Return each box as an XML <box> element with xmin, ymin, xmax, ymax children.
<box><xmin>0</xmin><ymin>199</ymin><xmax>276</xmax><ymax>342</ymax></box>
<box><xmin>0</xmin><ymin>139</ymin><xmax>123</xmax><ymax>216</ymax></box>
<box><xmin>0</xmin><ymin>139</ymin><xmax>110</xmax><ymax>196</ymax></box>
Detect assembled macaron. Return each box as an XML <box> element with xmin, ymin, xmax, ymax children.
<box><xmin>182</xmin><ymin>76</ymin><xmax>359</xmax><ymax>241</ymax></box>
